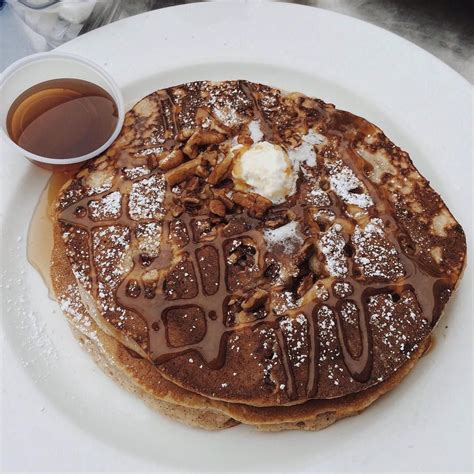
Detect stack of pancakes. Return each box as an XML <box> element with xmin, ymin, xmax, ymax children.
<box><xmin>51</xmin><ymin>81</ymin><xmax>466</xmax><ymax>430</ymax></box>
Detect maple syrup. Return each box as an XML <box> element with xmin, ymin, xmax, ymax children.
<box><xmin>27</xmin><ymin>172</ymin><xmax>73</xmax><ymax>298</ymax></box>
<box><xmin>7</xmin><ymin>78</ymin><xmax>118</xmax><ymax>160</ymax></box>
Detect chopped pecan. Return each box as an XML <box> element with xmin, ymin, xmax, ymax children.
<box><xmin>209</xmin><ymin>121</ymin><xmax>231</xmax><ymax>136</ymax></box>
<box><xmin>195</xmin><ymin>107</ymin><xmax>211</xmax><ymax>126</ymax></box>
<box><xmin>176</xmin><ymin>129</ymin><xmax>194</xmax><ymax>142</ymax></box>
<box><xmin>195</xmin><ymin>164</ymin><xmax>209</xmax><ymax>178</ymax></box>
<box><xmin>232</xmin><ymin>191</ymin><xmax>253</xmax><ymax>208</ymax></box>
<box><xmin>159</xmin><ymin>149</ymin><xmax>184</xmax><ymax>171</ymax></box>
<box><xmin>185</xmin><ymin>176</ymin><xmax>201</xmax><ymax>192</ymax></box>
<box><xmin>294</xmin><ymin>241</ymin><xmax>314</xmax><ymax>265</ymax></box>
<box><xmin>279</xmin><ymin>264</ymin><xmax>297</xmax><ymax>288</ymax></box>
<box><xmin>264</xmin><ymin>262</ymin><xmax>280</xmax><ymax>280</ymax></box>
<box><xmin>241</xmin><ymin>289</ymin><xmax>268</xmax><ymax>311</ymax></box>
<box><xmin>212</xmin><ymin>188</ymin><xmax>234</xmax><ymax>209</ymax></box>
<box><xmin>209</xmin><ymin>199</ymin><xmax>226</xmax><ymax>217</ymax></box>
<box><xmin>264</xmin><ymin>217</ymin><xmax>287</xmax><ymax>229</ymax></box>
<box><xmin>209</xmin><ymin>216</ymin><xmax>222</xmax><ymax>225</ymax></box>
<box><xmin>239</xmin><ymin>133</ymin><xmax>254</xmax><ymax>146</ymax></box>
<box><xmin>227</xmin><ymin>248</ymin><xmax>244</xmax><ymax>265</ymax></box>
<box><xmin>313</xmin><ymin>210</ymin><xmax>335</xmax><ymax>231</ymax></box>
<box><xmin>254</xmin><ymin>196</ymin><xmax>273</xmax><ymax>216</ymax></box>
<box><xmin>309</xmin><ymin>254</ymin><xmax>323</xmax><ymax>275</ymax></box>
<box><xmin>126</xmin><ymin>279</ymin><xmax>141</xmax><ymax>298</ymax></box>
<box><xmin>233</xmin><ymin>191</ymin><xmax>272</xmax><ymax>218</ymax></box>
<box><xmin>183</xmin><ymin>131</ymin><xmax>226</xmax><ymax>158</ymax></box>
<box><xmin>207</xmin><ymin>153</ymin><xmax>234</xmax><ymax>185</ymax></box>
<box><xmin>198</xmin><ymin>186</ymin><xmax>213</xmax><ymax>200</ymax></box>
<box><xmin>182</xmin><ymin>196</ymin><xmax>201</xmax><ymax>208</ymax></box>
<box><xmin>165</xmin><ymin>157</ymin><xmax>201</xmax><ymax>186</ymax></box>
<box><xmin>170</xmin><ymin>204</ymin><xmax>184</xmax><ymax>217</ymax></box>
<box><xmin>296</xmin><ymin>274</ymin><xmax>314</xmax><ymax>298</ymax></box>
<box><xmin>200</xmin><ymin>150</ymin><xmax>218</xmax><ymax>166</ymax></box>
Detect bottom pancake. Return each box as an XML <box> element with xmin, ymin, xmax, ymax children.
<box><xmin>52</xmin><ymin>227</ymin><xmax>429</xmax><ymax>431</ymax></box>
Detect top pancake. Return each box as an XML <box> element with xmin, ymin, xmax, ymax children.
<box><xmin>53</xmin><ymin>80</ymin><xmax>466</xmax><ymax>406</ymax></box>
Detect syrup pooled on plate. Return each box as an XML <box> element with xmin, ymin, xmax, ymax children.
<box><xmin>28</xmin><ymin>172</ymin><xmax>73</xmax><ymax>298</ymax></box>
<box><xmin>7</xmin><ymin>78</ymin><xmax>118</xmax><ymax>159</ymax></box>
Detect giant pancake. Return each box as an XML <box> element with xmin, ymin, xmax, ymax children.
<box><xmin>51</xmin><ymin>81</ymin><xmax>466</xmax><ymax>429</ymax></box>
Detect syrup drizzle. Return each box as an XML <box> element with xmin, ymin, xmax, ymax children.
<box><xmin>56</xmin><ymin>83</ymin><xmax>455</xmax><ymax>400</ymax></box>
<box><xmin>28</xmin><ymin>171</ymin><xmax>75</xmax><ymax>298</ymax></box>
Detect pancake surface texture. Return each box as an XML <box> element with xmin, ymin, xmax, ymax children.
<box><xmin>51</xmin><ymin>80</ymin><xmax>466</xmax><ymax>429</ymax></box>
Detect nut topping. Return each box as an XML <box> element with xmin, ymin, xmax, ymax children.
<box><xmin>241</xmin><ymin>289</ymin><xmax>269</xmax><ymax>311</ymax></box>
<box><xmin>159</xmin><ymin>149</ymin><xmax>184</xmax><ymax>171</ymax></box>
<box><xmin>209</xmin><ymin>199</ymin><xmax>226</xmax><ymax>217</ymax></box>
<box><xmin>183</xmin><ymin>130</ymin><xmax>226</xmax><ymax>158</ymax></box>
<box><xmin>296</xmin><ymin>274</ymin><xmax>314</xmax><ymax>298</ymax></box>
<box><xmin>212</xmin><ymin>188</ymin><xmax>234</xmax><ymax>209</ymax></box>
<box><xmin>165</xmin><ymin>157</ymin><xmax>202</xmax><ymax>186</ymax></box>
<box><xmin>207</xmin><ymin>153</ymin><xmax>234</xmax><ymax>185</ymax></box>
<box><xmin>232</xmin><ymin>191</ymin><xmax>272</xmax><ymax>218</ymax></box>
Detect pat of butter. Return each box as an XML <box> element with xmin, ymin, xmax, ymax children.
<box><xmin>232</xmin><ymin>141</ymin><xmax>296</xmax><ymax>204</ymax></box>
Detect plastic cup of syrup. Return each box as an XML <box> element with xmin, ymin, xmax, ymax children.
<box><xmin>0</xmin><ymin>52</ymin><xmax>125</xmax><ymax>170</ymax></box>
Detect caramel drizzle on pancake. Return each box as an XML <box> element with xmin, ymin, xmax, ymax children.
<box><xmin>57</xmin><ymin>85</ymin><xmax>455</xmax><ymax>400</ymax></box>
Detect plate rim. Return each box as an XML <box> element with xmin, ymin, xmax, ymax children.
<box><xmin>2</xmin><ymin>2</ymin><xmax>472</xmax><ymax>472</ymax></box>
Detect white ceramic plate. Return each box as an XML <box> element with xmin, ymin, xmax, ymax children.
<box><xmin>1</xmin><ymin>3</ymin><xmax>472</xmax><ymax>472</ymax></box>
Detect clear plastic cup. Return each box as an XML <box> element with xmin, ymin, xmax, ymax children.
<box><xmin>0</xmin><ymin>51</ymin><xmax>125</xmax><ymax>170</ymax></box>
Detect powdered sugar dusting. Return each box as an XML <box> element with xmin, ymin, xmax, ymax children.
<box><xmin>273</xmin><ymin>290</ymin><xmax>299</xmax><ymax>315</ymax></box>
<box><xmin>288</xmin><ymin>130</ymin><xmax>322</xmax><ymax>168</ymax></box>
<box><xmin>280</xmin><ymin>314</ymin><xmax>308</xmax><ymax>368</ymax></box>
<box><xmin>248</xmin><ymin>120</ymin><xmax>263</xmax><ymax>143</ymax></box>
<box><xmin>264</xmin><ymin>221</ymin><xmax>304</xmax><ymax>253</ymax></box>
<box><xmin>369</xmin><ymin>293</ymin><xmax>427</xmax><ymax>362</ymax></box>
<box><xmin>136</xmin><ymin>222</ymin><xmax>162</xmax><ymax>257</ymax></box>
<box><xmin>128</xmin><ymin>174</ymin><xmax>166</xmax><ymax>220</ymax></box>
<box><xmin>122</xmin><ymin>165</ymin><xmax>150</xmax><ymax>180</ymax></box>
<box><xmin>85</xmin><ymin>170</ymin><xmax>113</xmax><ymax>195</ymax></box>
<box><xmin>306</xmin><ymin>187</ymin><xmax>331</xmax><ymax>207</ymax></box>
<box><xmin>318</xmin><ymin>224</ymin><xmax>348</xmax><ymax>277</ymax></box>
<box><xmin>304</xmin><ymin>129</ymin><xmax>326</xmax><ymax>145</ymax></box>
<box><xmin>327</xmin><ymin>160</ymin><xmax>373</xmax><ymax>208</ymax></box>
<box><xmin>317</xmin><ymin>305</ymin><xmax>338</xmax><ymax>364</ymax></box>
<box><xmin>352</xmin><ymin>218</ymin><xmax>405</xmax><ymax>280</ymax></box>
<box><xmin>213</xmin><ymin>106</ymin><xmax>240</xmax><ymax>126</ymax></box>
<box><xmin>92</xmin><ymin>226</ymin><xmax>131</xmax><ymax>288</ymax></box>
<box><xmin>257</xmin><ymin>327</ymin><xmax>279</xmax><ymax>386</ymax></box>
<box><xmin>88</xmin><ymin>191</ymin><xmax>121</xmax><ymax>221</ymax></box>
